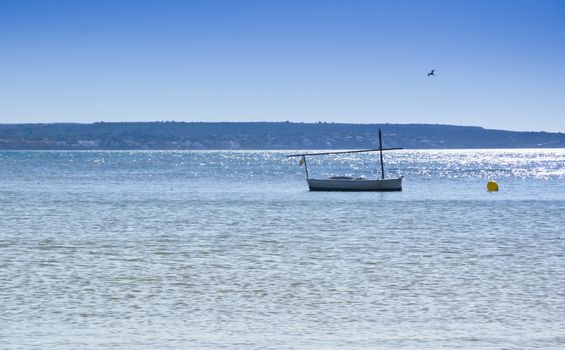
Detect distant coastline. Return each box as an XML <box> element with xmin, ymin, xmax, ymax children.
<box><xmin>0</xmin><ymin>122</ymin><xmax>564</xmax><ymax>150</ymax></box>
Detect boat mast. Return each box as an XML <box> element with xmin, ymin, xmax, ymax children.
<box><xmin>379</xmin><ymin>129</ymin><xmax>385</xmax><ymax>180</ymax></box>
<box><xmin>286</xmin><ymin>131</ymin><xmax>402</xmax><ymax>180</ymax></box>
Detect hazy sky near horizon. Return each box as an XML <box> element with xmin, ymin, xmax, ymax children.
<box><xmin>1</xmin><ymin>0</ymin><xmax>564</xmax><ymax>132</ymax></box>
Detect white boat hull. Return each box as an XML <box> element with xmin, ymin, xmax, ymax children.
<box><xmin>307</xmin><ymin>176</ymin><xmax>403</xmax><ymax>192</ymax></box>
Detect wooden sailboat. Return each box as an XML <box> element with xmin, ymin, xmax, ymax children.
<box><xmin>287</xmin><ymin>129</ymin><xmax>403</xmax><ymax>191</ymax></box>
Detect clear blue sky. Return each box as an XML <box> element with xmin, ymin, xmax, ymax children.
<box><xmin>1</xmin><ymin>0</ymin><xmax>564</xmax><ymax>131</ymax></box>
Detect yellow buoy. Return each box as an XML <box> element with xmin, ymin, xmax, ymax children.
<box><xmin>487</xmin><ymin>180</ymin><xmax>499</xmax><ymax>192</ymax></box>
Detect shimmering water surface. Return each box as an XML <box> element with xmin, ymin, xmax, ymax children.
<box><xmin>1</xmin><ymin>150</ymin><xmax>564</xmax><ymax>349</ymax></box>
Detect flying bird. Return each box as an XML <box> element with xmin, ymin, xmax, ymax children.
<box><xmin>427</xmin><ymin>69</ymin><xmax>436</xmax><ymax>77</ymax></box>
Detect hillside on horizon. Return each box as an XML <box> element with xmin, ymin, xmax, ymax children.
<box><xmin>0</xmin><ymin>122</ymin><xmax>564</xmax><ymax>150</ymax></box>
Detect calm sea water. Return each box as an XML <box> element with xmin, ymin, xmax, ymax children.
<box><xmin>1</xmin><ymin>150</ymin><xmax>564</xmax><ymax>350</ymax></box>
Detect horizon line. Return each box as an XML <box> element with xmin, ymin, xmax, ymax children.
<box><xmin>0</xmin><ymin>120</ymin><xmax>562</xmax><ymax>134</ymax></box>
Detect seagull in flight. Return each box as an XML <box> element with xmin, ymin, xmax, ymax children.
<box><xmin>427</xmin><ymin>69</ymin><xmax>436</xmax><ymax>77</ymax></box>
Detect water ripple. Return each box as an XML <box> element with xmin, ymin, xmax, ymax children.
<box><xmin>1</xmin><ymin>150</ymin><xmax>564</xmax><ymax>349</ymax></box>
